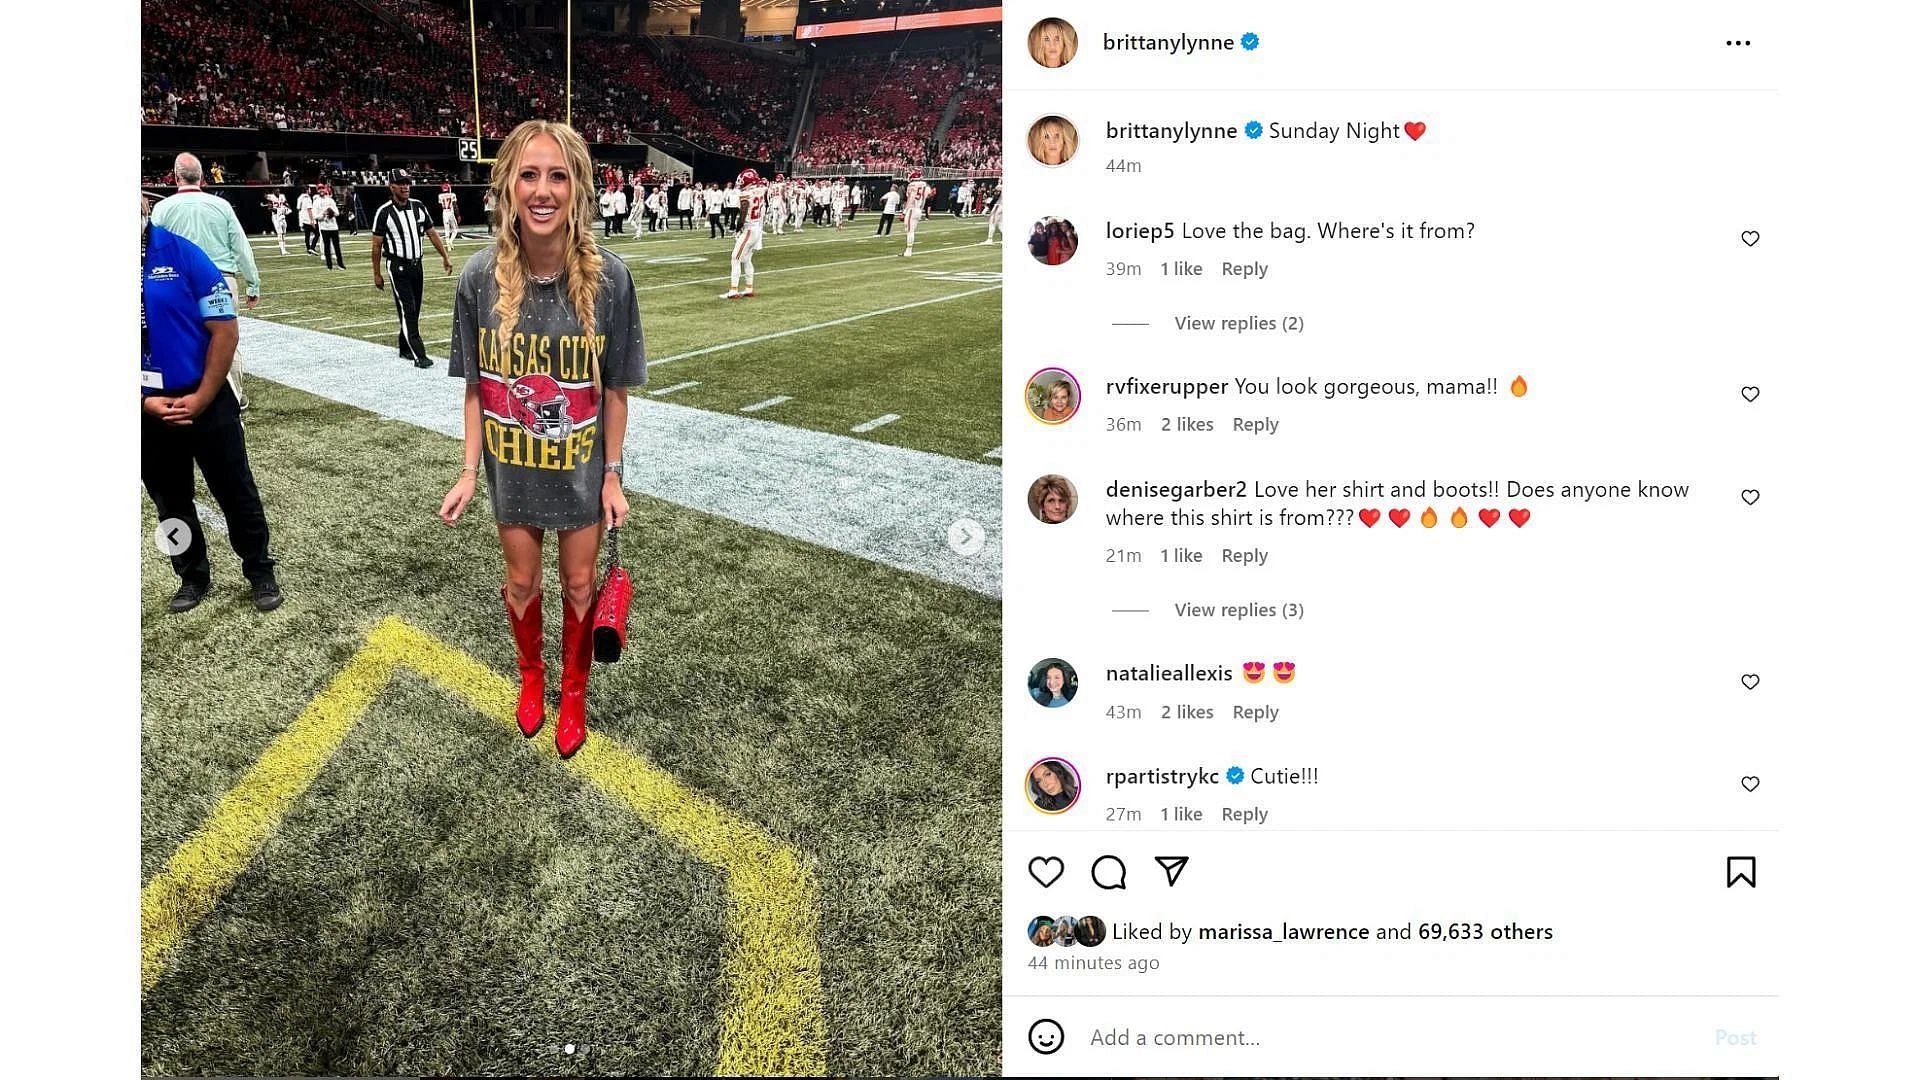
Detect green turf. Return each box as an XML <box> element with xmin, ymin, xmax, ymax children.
<box><xmin>247</xmin><ymin>215</ymin><xmax>1004</xmax><ymax>460</ymax></box>
<box><xmin>141</xmin><ymin>377</ymin><xmax>1001</xmax><ymax>1076</ymax></box>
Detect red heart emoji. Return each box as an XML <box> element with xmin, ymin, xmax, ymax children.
<box><xmin>1388</xmin><ymin>508</ymin><xmax>1411</xmax><ymax>528</ymax></box>
<box><xmin>1478</xmin><ymin>508</ymin><xmax>1500</xmax><ymax>527</ymax></box>
<box><xmin>1405</xmin><ymin>121</ymin><xmax>1427</xmax><ymax>141</ymax></box>
<box><xmin>1359</xmin><ymin>508</ymin><xmax>1381</xmax><ymax>528</ymax></box>
<box><xmin>1509</xmin><ymin>508</ymin><xmax>1530</xmax><ymax>528</ymax></box>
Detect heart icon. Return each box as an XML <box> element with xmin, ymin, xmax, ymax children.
<box><xmin>1741</xmin><ymin>230</ymin><xmax>1760</xmax><ymax>247</ymax></box>
<box><xmin>1509</xmin><ymin>508</ymin><xmax>1530</xmax><ymax>528</ymax></box>
<box><xmin>1478</xmin><ymin>508</ymin><xmax>1500</xmax><ymax>527</ymax></box>
<box><xmin>1028</xmin><ymin>856</ymin><xmax>1064</xmax><ymax>888</ymax></box>
<box><xmin>1741</xmin><ymin>776</ymin><xmax>1760</xmax><ymax>792</ymax></box>
<box><xmin>1388</xmin><ymin>508</ymin><xmax>1411</xmax><ymax>528</ymax></box>
<box><xmin>1404</xmin><ymin>120</ymin><xmax>1426</xmax><ymax>140</ymax></box>
<box><xmin>1359</xmin><ymin>508</ymin><xmax>1381</xmax><ymax>528</ymax></box>
<box><xmin>1740</xmin><ymin>489</ymin><xmax>1760</xmax><ymax>505</ymax></box>
<box><xmin>1741</xmin><ymin>386</ymin><xmax>1760</xmax><ymax>402</ymax></box>
<box><xmin>1741</xmin><ymin>673</ymin><xmax>1760</xmax><ymax>690</ymax></box>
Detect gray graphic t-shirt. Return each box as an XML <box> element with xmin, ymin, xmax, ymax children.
<box><xmin>448</xmin><ymin>248</ymin><xmax>647</xmax><ymax>529</ymax></box>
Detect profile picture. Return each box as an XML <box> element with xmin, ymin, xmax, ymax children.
<box><xmin>1028</xmin><ymin>916</ymin><xmax>1059</xmax><ymax>946</ymax></box>
<box><xmin>1029</xmin><ymin>657</ymin><xmax>1078</xmax><ymax>709</ymax></box>
<box><xmin>1027</xmin><ymin>17</ymin><xmax>1078</xmax><ymax>68</ymax></box>
<box><xmin>1054</xmin><ymin>915</ymin><xmax>1080</xmax><ymax>946</ymax></box>
<box><xmin>1025</xmin><ymin>758</ymin><xmax>1080</xmax><ymax>814</ymax></box>
<box><xmin>1026</xmin><ymin>368</ymin><xmax>1080</xmax><ymax>424</ymax></box>
<box><xmin>1028</xmin><ymin>116</ymin><xmax>1078</xmax><ymax>167</ymax></box>
<box><xmin>1074</xmin><ymin>915</ymin><xmax>1107</xmax><ymax>947</ymax></box>
<box><xmin>1028</xmin><ymin>217</ymin><xmax>1078</xmax><ymax>266</ymax></box>
<box><xmin>1027</xmin><ymin>474</ymin><xmax>1077</xmax><ymax>525</ymax></box>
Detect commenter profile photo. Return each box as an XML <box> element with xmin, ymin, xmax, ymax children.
<box><xmin>1028</xmin><ymin>217</ymin><xmax>1078</xmax><ymax>266</ymax></box>
<box><xmin>1027</xmin><ymin>474</ymin><xmax>1077</xmax><ymax>524</ymax></box>
<box><xmin>1027</xmin><ymin>368</ymin><xmax>1079</xmax><ymax>424</ymax></box>
<box><xmin>1028</xmin><ymin>115</ymin><xmax>1078</xmax><ymax>167</ymax></box>
<box><xmin>1026</xmin><ymin>758</ymin><xmax>1081</xmax><ymax>814</ymax></box>
<box><xmin>1028</xmin><ymin>17</ymin><xmax>1078</xmax><ymax>68</ymax></box>
<box><xmin>1029</xmin><ymin>657</ymin><xmax>1078</xmax><ymax>708</ymax></box>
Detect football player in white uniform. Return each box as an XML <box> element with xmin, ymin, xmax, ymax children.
<box><xmin>439</xmin><ymin>182</ymin><xmax>462</xmax><ymax>239</ymax></box>
<box><xmin>901</xmin><ymin>168</ymin><xmax>932</xmax><ymax>256</ymax></box>
<box><xmin>726</xmin><ymin>168</ymin><xmax>767</xmax><ymax>299</ymax></box>
<box><xmin>263</xmin><ymin>190</ymin><xmax>291</xmax><ymax>254</ymax></box>
<box><xmin>831</xmin><ymin>177</ymin><xmax>849</xmax><ymax>229</ymax></box>
<box><xmin>981</xmin><ymin>184</ymin><xmax>1002</xmax><ymax>244</ymax></box>
<box><xmin>768</xmin><ymin>174</ymin><xmax>787</xmax><ymax>235</ymax></box>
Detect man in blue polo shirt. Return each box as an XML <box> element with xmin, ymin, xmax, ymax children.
<box><xmin>142</xmin><ymin>199</ymin><xmax>282</xmax><ymax>613</ymax></box>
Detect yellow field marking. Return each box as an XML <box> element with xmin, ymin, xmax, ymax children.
<box><xmin>140</xmin><ymin>616</ymin><xmax>825</xmax><ymax>1075</ymax></box>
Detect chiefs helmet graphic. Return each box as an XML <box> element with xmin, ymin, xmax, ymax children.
<box><xmin>737</xmin><ymin>168</ymin><xmax>762</xmax><ymax>187</ymax></box>
<box><xmin>506</xmin><ymin>373</ymin><xmax>574</xmax><ymax>440</ymax></box>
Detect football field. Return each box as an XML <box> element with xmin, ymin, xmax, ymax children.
<box><xmin>140</xmin><ymin>210</ymin><xmax>1004</xmax><ymax>1075</ymax></box>
<box><xmin>248</xmin><ymin>214</ymin><xmax>1004</xmax><ymax>460</ymax></box>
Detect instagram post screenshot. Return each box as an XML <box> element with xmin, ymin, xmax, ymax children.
<box><xmin>12</xmin><ymin>0</ymin><xmax>1916</xmax><ymax>1077</ymax></box>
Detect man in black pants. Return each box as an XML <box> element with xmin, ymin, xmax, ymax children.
<box><xmin>142</xmin><ymin>207</ymin><xmax>282</xmax><ymax>612</ymax></box>
<box><xmin>369</xmin><ymin>171</ymin><xmax>454</xmax><ymax>368</ymax></box>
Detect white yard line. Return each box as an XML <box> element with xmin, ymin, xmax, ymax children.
<box><xmin>740</xmin><ymin>395</ymin><xmax>792</xmax><ymax>413</ymax></box>
<box><xmin>316</xmin><ymin>311</ymin><xmax>455</xmax><ymax>332</ymax></box>
<box><xmin>636</xmin><ymin>241</ymin><xmax>993</xmax><ymax>292</ymax></box>
<box><xmin>851</xmin><ymin>414</ymin><xmax>901</xmax><ymax>433</ymax></box>
<box><xmin>236</xmin><ymin>319</ymin><xmax>1000</xmax><ymax>596</ymax></box>
<box><xmin>250</xmin><ymin>310</ymin><xmax>302</xmax><ymax>319</ymax></box>
<box><xmin>984</xmin><ymin>446</ymin><xmax>1002</xmax><ymax>459</ymax></box>
<box><xmin>653</xmin><ymin>285</ymin><xmax>1002</xmax><ymax>365</ymax></box>
<box><xmin>254</xmin><ymin>231</ymin><xmax>992</xmax><ymax>296</ymax></box>
<box><xmin>648</xmin><ymin>380</ymin><xmax>700</xmax><ymax>396</ymax></box>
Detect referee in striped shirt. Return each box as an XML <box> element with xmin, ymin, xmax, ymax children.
<box><xmin>370</xmin><ymin>170</ymin><xmax>454</xmax><ymax>368</ymax></box>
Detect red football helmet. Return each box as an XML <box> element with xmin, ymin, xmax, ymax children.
<box><xmin>737</xmin><ymin>168</ymin><xmax>762</xmax><ymax>187</ymax></box>
<box><xmin>442</xmin><ymin>182</ymin><xmax>452</xmax><ymax>192</ymax></box>
<box><xmin>907</xmin><ymin>168</ymin><xmax>923</xmax><ymax>180</ymax></box>
<box><xmin>507</xmin><ymin>374</ymin><xmax>574</xmax><ymax>440</ymax></box>
<box><xmin>773</xmin><ymin>172</ymin><xmax>785</xmax><ymax>182</ymax></box>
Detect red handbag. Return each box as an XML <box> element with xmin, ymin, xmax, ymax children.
<box><xmin>592</xmin><ymin>524</ymin><xmax>633</xmax><ymax>663</ymax></box>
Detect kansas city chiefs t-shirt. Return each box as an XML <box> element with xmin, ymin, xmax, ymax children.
<box><xmin>448</xmin><ymin>247</ymin><xmax>647</xmax><ymax>529</ymax></box>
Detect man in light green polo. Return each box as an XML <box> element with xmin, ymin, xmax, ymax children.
<box><xmin>150</xmin><ymin>153</ymin><xmax>262</xmax><ymax>408</ymax></box>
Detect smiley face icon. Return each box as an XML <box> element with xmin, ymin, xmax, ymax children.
<box><xmin>1028</xmin><ymin>1018</ymin><xmax>1065</xmax><ymax>1055</ymax></box>
<box><xmin>1242</xmin><ymin>661</ymin><xmax>1266</xmax><ymax>684</ymax></box>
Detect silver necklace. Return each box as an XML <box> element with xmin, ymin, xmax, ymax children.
<box><xmin>529</xmin><ymin>266</ymin><xmax>561</xmax><ymax>285</ymax></box>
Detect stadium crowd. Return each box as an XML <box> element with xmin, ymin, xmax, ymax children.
<box><xmin>142</xmin><ymin>0</ymin><xmax>999</xmax><ymax>172</ymax></box>
<box><xmin>794</xmin><ymin>52</ymin><xmax>965</xmax><ymax>170</ymax></box>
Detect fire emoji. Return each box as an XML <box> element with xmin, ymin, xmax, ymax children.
<box><xmin>1450</xmin><ymin>507</ymin><xmax>1469</xmax><ymax>528</ymax></box>
<box><xmin>1420</xmin><ymin>506</ymin><xmax>1438</xmax><ymax>529</ymax></box>
<box><xmin>1511</xmin><ymin>375</ymin><xmax>1528</xmax><ymax>397</ymax></box>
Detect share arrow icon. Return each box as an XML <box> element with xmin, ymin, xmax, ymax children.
<box><xmin>1154</xmin><ymin>855</ymin><xmax>1190</xmax><ymax>887</ymax></box>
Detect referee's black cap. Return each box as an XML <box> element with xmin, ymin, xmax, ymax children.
<box><xmin>391</xmin><ymin>169</ymin><xmax>414</xmax><ymax>184</ymax></box>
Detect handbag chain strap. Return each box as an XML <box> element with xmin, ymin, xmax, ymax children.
<box><xmin>605</xmin><ymin>524</ymin><xmax>621</xmax><ymax>571</ymax></box>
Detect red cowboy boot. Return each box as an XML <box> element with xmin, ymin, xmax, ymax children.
<box><xmin>555</xmin><ymin>598</ymin><xmax>592</xmax><ymax>758</ymax></box>
<box><xmin>503</xmin><ymin>588</ymin><xmax>545</xmax><ymax>737</ymax></box>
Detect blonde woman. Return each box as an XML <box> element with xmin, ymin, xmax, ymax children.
<box><xmin>439</xmin><ymin>120</ymin><xmax>648</xmax><ymax>759</ymax></box>
<box><xmin>1028</xmin><ymin>116</ymin><xmax>1078</xmax><ymax>167</ymax></box>
<box><xmin>1036</xmin><ymin>378</ymin><xmax>1077</xmax><ymax>423</ymax></box>
<box><xmin>1028</xmin><ymin>18</ymin><xmax>1078</xmax><ymax>68</ymax></box>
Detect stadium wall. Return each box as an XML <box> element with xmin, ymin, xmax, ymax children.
<box><xmin>143</xmin><ymin>126</ymin><xmax>774</xmax><ymax>191</ymax></box>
